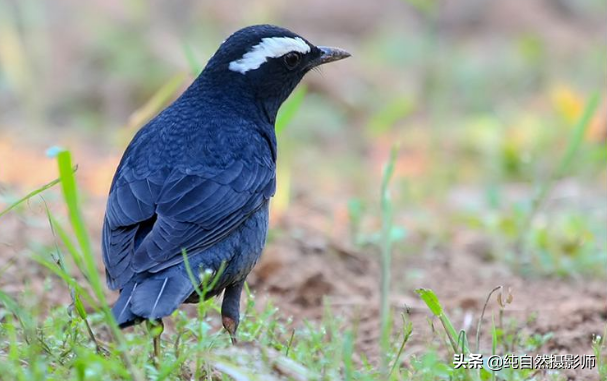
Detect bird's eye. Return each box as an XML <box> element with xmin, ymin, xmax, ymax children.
<box><xmin>283</xmin><ymin>52</ymin><xmax>302</xmax><ymax>69</ymax></box>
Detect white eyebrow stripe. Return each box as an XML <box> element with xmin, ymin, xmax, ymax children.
<box><xmin>229</xmin><ymin>37</ymin><xmax>311</xmax><ymax>74</ymax></box>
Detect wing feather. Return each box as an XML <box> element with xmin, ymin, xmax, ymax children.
<box><xmin>102</xmin><ymin>158</ymin><xmax>274</xmax><ymax>289</ymax></box>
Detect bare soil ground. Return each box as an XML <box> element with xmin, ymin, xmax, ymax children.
<box><xmin>250</xmin><ymin>210</ymin><xmax>606</xmax><ymax>380</ymax></box>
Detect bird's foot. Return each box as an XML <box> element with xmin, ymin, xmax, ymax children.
<box><xmin>222</xmin><ymin>316</ymin><xmax>238</xmax><ymax>345</ymax></box>
<box><xmin>146</xmin><ymin>319</ymin><xmax>164</xmax><ymax>363</ymax></box>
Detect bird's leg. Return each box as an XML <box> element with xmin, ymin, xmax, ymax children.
<box><xmin>221</xmin><ymin>281</ymin><xmax>244</xmax><ymax>345</ymax></box>
<box><xmin>146</xmin><ymin>319</ymin><xmax>164</xmax><ymax>360</ymax></box>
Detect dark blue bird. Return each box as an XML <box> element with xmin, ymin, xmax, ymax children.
<box><xmin>102</xmin><ymin>24</ymin><xmax>349</xmax><ymax>346</ymax></box>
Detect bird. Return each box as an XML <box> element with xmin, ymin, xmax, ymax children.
<box><xmin>101</xmin><ymin>24</ymin><xmax>350</xmax><ymax>352</ymax></box>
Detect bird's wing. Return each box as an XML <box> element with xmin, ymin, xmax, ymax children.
<box><xmin>103</xmin><ymin>167</ymin><xmax>163</xmax><ymax>289</ymax></box>
<box><xmin>102</xmin><ymin>159</ymin><xmax>275</xmax><ymax>290</ymax></box>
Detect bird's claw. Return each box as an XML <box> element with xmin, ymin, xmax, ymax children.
<box><xmin>222</xmin><ymin>316</ymin><xmax>238</xmax><ymax>345</ymax></box>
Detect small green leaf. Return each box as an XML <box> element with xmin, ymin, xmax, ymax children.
<box><xmin>415</xmin><ymin>288</ymin><xmax>443</xmax><ymax>316</ymax></box>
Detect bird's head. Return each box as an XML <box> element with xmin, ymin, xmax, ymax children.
<box><xmin>198</xmin><ymin>25</ymin><xmax>350</xmax><ymax>123</ymax></box>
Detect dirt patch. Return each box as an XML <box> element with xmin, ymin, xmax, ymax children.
<box><xmin>249</xmin><ymin>228</ymin><xmax>378</xmax><ymax>318</ymax></box>
<box><xmin>244</xmin><ymin>217</ymin><xmax>606</xmax><ymax>379</ymax></box>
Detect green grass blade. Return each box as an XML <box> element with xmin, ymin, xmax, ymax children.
<box><xmin>342</xmin><ymin>331</ymin><xmax>355</xmax><ymax>381</ymax></box>
<box><xmin>0</xmin><ymin>167</ymin><xmax>76</xmax><ymax>219</ymax></box>
<box><xmin>517</xmin><ymin>93</ymin><xmax>601</xmax><ymax>263</ymax></box>
<box><xmin>415</xmin><ymin>288</ymin><xmax>442</xmax><ymax>316</ymax></box>
<box><xmin>30</xmin><ymin>254</ymin><xmax>99</xmax><ymax>309</ymax></box>
<box><xmin>0</xmin><ymin>290</ymin><xmax>36</xmax><ymax>343</ymax></box>
<box><xmin>127</xmin><ymin>73</ymin><xmax>186</xmax><ymax>129</ymax></box>
<box><xmin>556</xmin><ymin>92</ymin><xmax>601</xmax><ymax>177</ymax></box>
<box><xmin>416</xmin><ymin>288</ymin><xmax>469</xmax><ymax>354</ymax></box>
<box><xmin>57</xmin><ymin>151</ymin><xmax>93</xmax><ymax>263</ymax></box>
<box><xmin>491</xmin><ymin>315</ymin><xmax>497</xmax><ymax>381</ymax></box>
<box><xmin>55</xmin><ymin>150</ymin><xmax>143</xmax><ymax>381</ymax></box>
<box><xmin>48</xmin><ymin>213</ymin><xmax>85</xmax><ymax>277</ymax></box>
<box><xmin>389</xmin><ymin>314</ymin><xmax>413</xmax><ymax>377</ymax></box>
<box><xmin>46</xmin><ymin>208</ymin><xmax>90</xmax><ymax>320</ymax></box>
<box><xmin>182</xmin><ymin>249</ymin><xmax>204</xmax><ymax>299</ymax></box>
<box><xmin>182</xmin><ymin>42</ymin><xmax>204</xmax><ymax>75</ymax></box>
<box><xmin>276</xmin><ymin>85</ymin><xmax>307</xmax><ymax>135</ymax></box>
<box><xmin>379</xmin><ymin>144</ymin><xmax>399</xmax><ymax>374</ymax></box>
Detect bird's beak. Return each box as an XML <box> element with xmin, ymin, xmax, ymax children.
<box><xmin>312</xmin><ymin>46</ymin><xmax>351</xmax><ymax>67</ymax></box>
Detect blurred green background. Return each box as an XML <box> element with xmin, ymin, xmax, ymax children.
<box><xmin>0</xmin><ymin>0</ymin><xmax>606</xmax><ymax>379</ymax></box>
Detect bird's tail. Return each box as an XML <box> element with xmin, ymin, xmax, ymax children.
<box><xmin>112</xmin><ymin>274</ymin><xmax>195</xmax><ymax>327</ymax></box>
<box><xmin>112</xmin><ymin>282</ymin><xmax>140</xmax><ymax>327</ymax></box>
